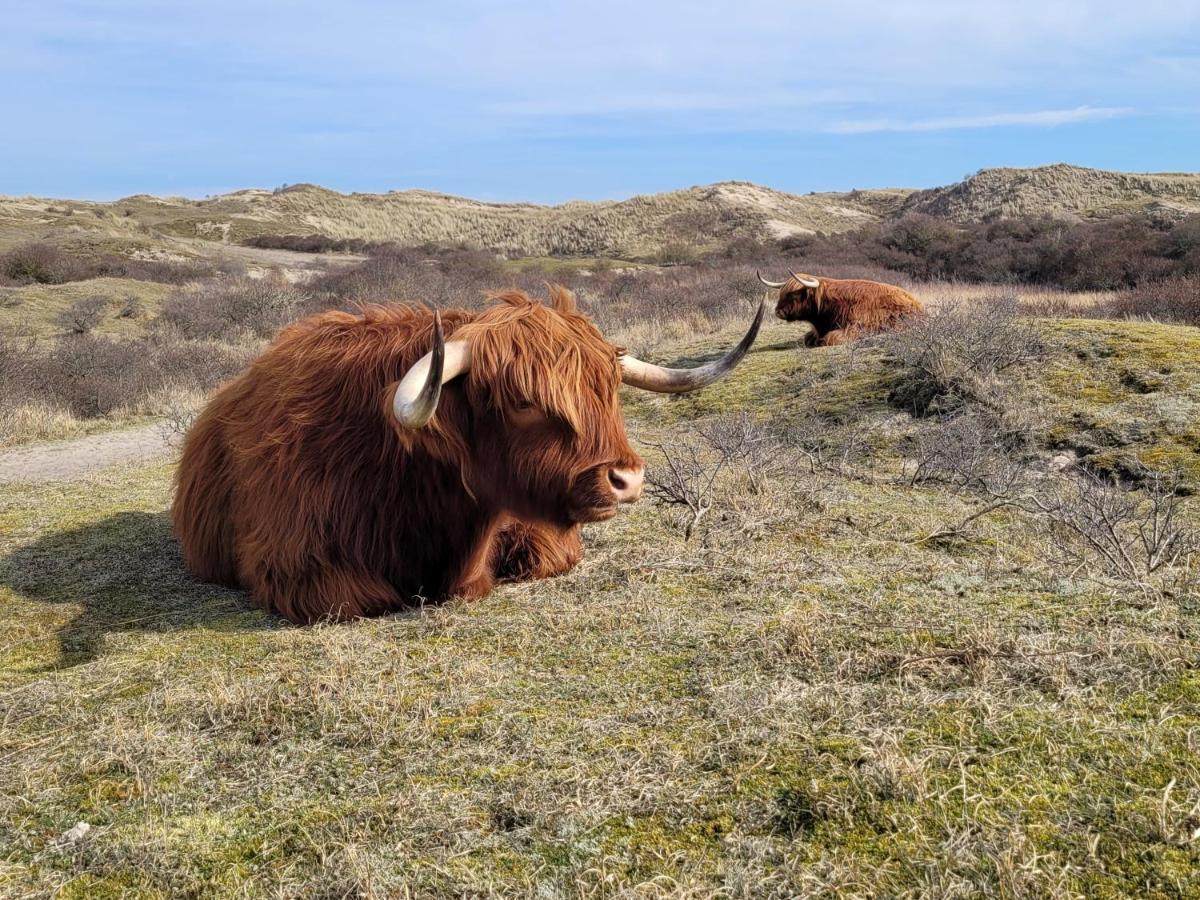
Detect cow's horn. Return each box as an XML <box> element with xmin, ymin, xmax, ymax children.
<box><xmin>620</xmin><ymin>295</ymin><xmax>767</xmax><ymax>393</ymax></box>
<box><xmin>789</xmin><ymin>269</ymin><xmax>820</xmax><ymax>288</ymax></box>
<box><xmin>392</xmin><ymin>311</ymin><xmax>472</xmax><ymax>428</ymax></box>
<box><xmin>757</xmin><ymin>270</ymin><xmax>787</xmax><ymax>289</ymax></box>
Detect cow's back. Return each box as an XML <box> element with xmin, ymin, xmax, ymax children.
<box><xmin>173</xmin><ymin>304</ymin><xmax>477</xmax><ymax>607</ymax></box>
<box><xmin>173</xmin><ymin>379</ymin><xmax>243</xmax><ymax>587</ymax></box>
<box><xmin>826</xmin><ymin>278</ymin><xmax>923</xmax><ymax>330</ymax></box>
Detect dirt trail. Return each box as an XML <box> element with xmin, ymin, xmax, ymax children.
<box><xmin>0</xmin><ymin>423</ymin><xmax>173</xmax><ymax>484</ymax></box>
<box><xmin>167</xmin><ymin>236</ymin><xmax>365</xmax><ymax>280</ymax></box>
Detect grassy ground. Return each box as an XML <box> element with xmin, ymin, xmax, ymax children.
<box><xmin>0</xmin><ymin>279</ymin><xmax>170</xmax><ymax>338</ymax></box>
<box><xmin>1</xmin><ymin>319</ymin><xmax>1198</xmax><ymax>897</ymax></box>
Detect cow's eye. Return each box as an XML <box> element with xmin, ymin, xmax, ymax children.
<box><xmin>509</xmin><ymin>398</ymin><xmax>543</xmax><ymax>423</ymax></box>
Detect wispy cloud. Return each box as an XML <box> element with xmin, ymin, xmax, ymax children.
<box><xmin>827</xmin><ymin>106</ymin><xmax>1133</xmax><ymax>135</ymax></box>
<box><xmin>488</xmin><ymin>90</ymin><xmax>851</xmax><ymax>118</ymax></box>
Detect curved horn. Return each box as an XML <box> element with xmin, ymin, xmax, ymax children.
<box><xmin>789</xmin><ymin>269</ymin><xmax>820</xmax><ymax>289</ymax></box>
<box><xmin>757</xmin><ymin>270</ymin><xmax>787</xmax><ymax>289</ymax></box>
<box><xmin>621</xmin><ymin>295</ymin><xmax>767</xmax><ymax>394</ymax></box>
<box><xmin>392</xmin><ymin>311</ymin><xmax>472</xmax><ymax>428</ymax></box>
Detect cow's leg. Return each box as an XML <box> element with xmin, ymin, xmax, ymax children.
<box><xmin>803</xmin><ymin>328</ymin><xmax>822</xmax><ymax>347</ymax></box>
<box><xmin>493</xmin><ymin>521</ymin><xmax>583</xmax><ymax>582</ymax></box>
<box><xmin>818</xmin><ymin>328</ymin><xmax>852</xmax><ymax>346</ymax></box>
<box><xmin>446</xmin><ymin>522</ymin><xmax>502</xmax><ymax>601</ymax></box>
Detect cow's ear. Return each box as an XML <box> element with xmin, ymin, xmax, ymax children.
<box><xmin>548</xmin><ymin>284</ymin><xmax>577</xmax><ymax>314</ymax></box>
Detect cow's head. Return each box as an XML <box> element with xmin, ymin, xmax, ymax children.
<box><xmin>390</xmin><ymin>286</ymin><xmax>766</xmax><ymax>525</ymax></box>
<box><xmin>759</xmin><ymin>270</ymin><xmax>823</xmax><ymax>322</ymax></box>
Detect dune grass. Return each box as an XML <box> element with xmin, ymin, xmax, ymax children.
<box><xmin>1</xmin><ymin>318</ymin><xmax>1198</xmax><ymax>897</ymax></box>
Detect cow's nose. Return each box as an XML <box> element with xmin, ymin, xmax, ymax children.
<box><xmin>608</xmin><ymin>466</ymin><xmax>645</xmax><ymax>503</ymax></box>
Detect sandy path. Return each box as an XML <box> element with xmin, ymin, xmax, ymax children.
<box><xmin>0</xmin><ymin>423</ymin><xmax>173</xmax><ymax>484</ymax></box>
<box><xmin>167</xmin><ymin>236</ymin><xmax>366</xmax><ymax>276</ymax></box>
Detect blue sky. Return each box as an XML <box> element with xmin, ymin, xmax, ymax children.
<box><xmin>5</xmin><ymin>0</ymin><xmax>1200</xmax><ymax>201</ymax></box>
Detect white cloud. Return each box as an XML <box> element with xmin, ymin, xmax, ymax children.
<box><xmin>487</xmin><ymin>89</ymin><xmax>852</xmax><ymax>118</ymax></box>
<box><xmin>826</xmin><ymin>106</ymin><xmax>1133</xmax><ymax>135</ymax></box>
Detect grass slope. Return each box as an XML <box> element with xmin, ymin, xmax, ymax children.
<box><xmin>0</xmin><ymin>183</ymin><xmax>893</xmax><ymax>261</ymax></box>
<box><xmin>904</xmin><ymin>164</ymin><xmax>1200</xmax><ymax>222</ymax></box>
<box><xmin>1</xmin><ymin>320</ymin><xmax>1198</xmax><ymax>897</ymax></box>
<box><xmin>0</xmin><ymin>279</ymin><xmax>170</xmax><ymax>338</ymax></box>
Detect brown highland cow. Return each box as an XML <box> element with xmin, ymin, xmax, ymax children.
<box><xmin>758</xmin><ymin>271</ymin><xmax>924</xmax><ymax>346</ymax></box>
<box><xmin>173</xmin><ymin>287</ymin><xmax>765</xmax><ymax>624</ymax></box>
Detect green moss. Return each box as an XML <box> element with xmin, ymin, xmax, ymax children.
<box><xmin>594</xmin><ymin>814</ymin><xmax>728</xmax><ymax>879</ymax></box>
<box><xmin>1032</xmin><ymin>319</ymin><xmax>1200</xmax><ymax>489</ymax></box>
<box><xmin>57</xmin><ymin>873</ymin><xmax>167</xmax><ymax>900</ymax></box>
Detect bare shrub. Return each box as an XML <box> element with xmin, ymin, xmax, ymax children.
<box><xmin>159</xmin><ymin>276</ymin><xmax>308</xmax><ymax>341</ymax></box>
<box><xmin>1028</xmin><ymin>467</ymin><xmax>1197</xmax><ymax>588</ymax></box>
<box><xmin>908</xmin><ymin>406</ymin><xmax>1038</xmax><ymax>497</ymax></box>
<box><xmin>311</xmin><ymin>244</ymin><xmax>506</xmax><ymax>306</ymax></box>
<box><xmin>644</xmin><ymin>435</ymin><xmax>727</xmax><ymax>541</ymax></box>
<box><xmin>1110</xmin><ymin>274</ymin><xmax>1200</xmax><ymax>327</ymax></box>
<box><xmin>644</xmin><ymin>414</ymin><xmax>792</xmax><ymax>539</ymax></box>
<box><xmin>0</xmin><ymin>328</ymin><xmax>37</xmax><ymax>396</ymax></box>
<box><xmin>763</xmin><ymin>211</ymin><xmax>1200</xmax><ymax>291</ymax></box>
<box><xmin>771</xmin><ymin>409</ymin><xmax>876</xmax><ymax>481</ymax></box>
<box><xmin>159</xmin><ymin>392</ymin><xmax>203</xmax><ymax>445</ymax></box>
<box><xmin>105</xmin><ymin>256</ymin><xmax>217</xmax><ymax>285</ymax></box>
<box><xmin>887</xmin><ymin>294</ymin><xmax>1041</xmax><ymax>415</ymax></box>
<box><xmin>908</xmin><ymin>406</ymin><xmax>1044</xmax><ymax>542</ymax></box>
<box><xmin>583</xmin><ymin>265</ymin><xmax>762</xmax><ymax>339</ymax></box>
<box><xmin>700</xmin><ymin>413</ymin><xmax>785</xmax><ymax>494</ymax></box>
<box><xmin>150</xmin><ymin>335</ymin><xmax>252</xmax><ymax>391</ymax></box>
<box><xmin>58</xmin><ymin>295</ymin><xmax>109</xmax><ymax>334</ymax></box>
<box><xmin>916</xmin><ymin>429</ymin><xmax>1199</xmax><ymax>589</ymax></box>
<box><xmin>0</xmin><ymin>242</ymin><xmax>88</xmax><ymax>285</ymax></box>
<box><xmin>0</xmin><ymin>331</ymin><xmax>35</xmax><ymax>440</ymax></box>
<box><xmin>34</xmin><ymin>334</ymin><xmax>153</xmax><ymax>417</ymax></box>
<box><xmin>654</xmin><ymin>239</ymin><xmax>698</xmax><ymax>266</ymax></box>
<box><xmin>117</xmin><ymin>296</ymin><xmax>144</xmax><ymax>320</ymax></box>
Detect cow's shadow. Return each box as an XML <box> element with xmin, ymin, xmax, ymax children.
<box><xmin>0</xmin><ymin>510</ymin><xmax>274</xmax><ymax>672</ymax></box>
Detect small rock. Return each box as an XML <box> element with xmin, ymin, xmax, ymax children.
<box><xmin>59</xmin><ymin>821</ymin><xmax>91</xmax><ymax>845</ymax></box>
<box><xmin>1048</xmin><ymin>452</ymin><xmax>1078</xmax><ymax>472</ymax></box>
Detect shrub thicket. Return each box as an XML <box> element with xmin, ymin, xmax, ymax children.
<box><xmin>4</xmin><ymin>332</ymin><xmax>249</xmax><ymax>420</ymax></box>
<box><xmin>0</xmin><ymin>242</ymin><xmax>217</xmax><ymax>286</ymax></box>
<box><xmin>766</xmin><ymin>212</ymin><xmax>1200</xmax><ymax>291</ymax></box>
<box><xmin>159</xmin><ymin>276</ymin><xmax>310</xmax><ymax>342</ymax></box>
<box><xmin>886</xmin><ymin>294</ymin><xmax>1042</xmax><ymax>416</ymax></box>
<box><xmin>1109</xmin><ymin>274</ymin><xmax>1200</xmax><ymax>327</ymax></box>
<box><xmin>243</xmin><ymin>234</ymin><xmax>390</xmax><ymax>254</ymax></box>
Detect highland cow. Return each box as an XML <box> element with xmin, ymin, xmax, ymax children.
<box><xmin>759</xmin><ymin>271</ymin><xmax>924</xmax><ymax>346</ymax></box>
<box><xmin>173</xmin><ymin>287</ymin><xmax>765</xmax><ymax>624</ymax></box>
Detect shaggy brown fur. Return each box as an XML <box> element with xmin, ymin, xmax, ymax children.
<box><xmin>173</xmin><ymin>287</ymin><xmax>642</xmax><ymax>624</ymax></box>
<box><xmin>774</xmin><ymin>273</ymin><xmax>924</xmax><ymax>346</ymax></box>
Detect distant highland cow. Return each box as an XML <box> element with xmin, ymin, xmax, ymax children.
<box><xmin>758</xmin><ymin>271</ymin><xmax>924</xmax><ymax>346</ymax></box>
